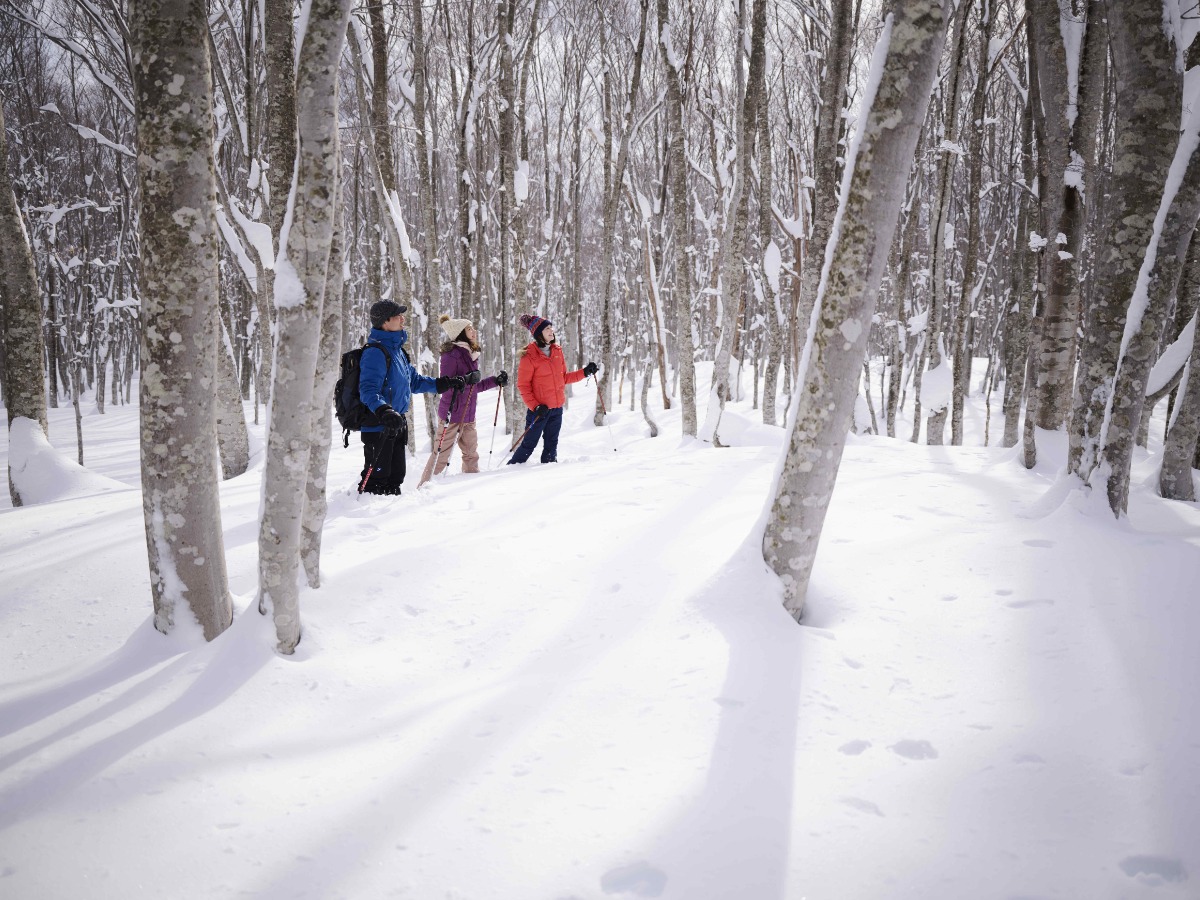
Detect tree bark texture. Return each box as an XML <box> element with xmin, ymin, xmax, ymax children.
<box><xmin>658</xmin><ymin>0</ymin><xmax>697</xmax><ymax>436</ymax></box>
<box><xmin>1103</xmin><ymin>110</ymin><xmax>1200</xmax><ymax>513</ymax></box>
<box><xmin>301</xmin><ymin>187</ymin><xmax>345</xmax><ymax>588</ymax></box>
<box><xmin>924</xmin><ymin>0</ymin><xmax>970</xmax><ymax>445</ymax></box>
<box><xmin>0</xmin><ymin>98</ymin><xmax>50</xmax><ymax>506</ymax></box>
<box><xmin>595</xmin><ymin>0</ymin><xmax>650</xmax><ymax>427</ymax></box>
<box><xmin>132</xmin><ymin>0</ymin><xmax>232</xmax><ymax>640</ymax></box>
<box><xmin>702</xmin><ymin>0</ymin><xmax>766</xmax><ymax>442</ymax></box>
<box><xmin>949</xmin><ymin>0</ymin><xmax>994</xmax><ymax>445</ymax></box>
<box><xmin>1029</xmin><ymin>0</ymin><xmax>1104</xmax><ymax>428</ymax></box>
<box><xmin>795</xmin><ymin>0</ymin><xmax>855</xmax><ymax>361</ymax></box>
<box><xmin>763</xmin><ymin>0</ymin><xmax>947</xmax><ymax>620</ymax></box>
<box><xmin>1068</xmin><ymin>0</ymin><xmax>1180</xmax><ymax>481</ymax></box>
<box><xmin>258</xmin><ymin>0</ymin><xmax>352</xmax><ymax>654</ymax></box>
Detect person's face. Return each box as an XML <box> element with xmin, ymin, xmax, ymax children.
<box><xmin>382</xmin><ymin>312</ymin><xmax>405</xmax><ymax>332</ymax></box>
<box><xmin>541</xmin><ymin>325</ymin><xmax>556</xmax><ymax>343</ymax></box>
<box><xmin>465</xmin><ymin>325</ymin><xmax>478</xmax><ymax>343</ymax></box>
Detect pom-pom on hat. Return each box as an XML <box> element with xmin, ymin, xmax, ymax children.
<box><xmin>439</xmin><ymin>312</ymin><xmax>474</xmax><ymax>340</ymax></box>
<box><xmin>370</xmin><ymin>299</ymin><xmax>407</xmax><ymax>329</ymax></box>
<box><xmin>519</xmin><ymin>313</ymin><xmax>553</xmax><ymax>342</ymax></box>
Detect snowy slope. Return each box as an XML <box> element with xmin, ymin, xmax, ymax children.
<box><xmin>1</xmin><ymin>368</ymin><xmax>1198</xmax><ymax>899</ymax></box>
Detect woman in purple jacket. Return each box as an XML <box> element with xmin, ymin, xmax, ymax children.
<box><xmin>417</xmin><ymin>314</ymin><xmax>508</xmax><ymax>485</ymax></box>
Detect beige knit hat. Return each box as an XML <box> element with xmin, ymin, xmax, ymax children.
<box><xmin>439</xmin><ymin>313</ymin><xmax>473</xmax><ymax>340</ymax></box>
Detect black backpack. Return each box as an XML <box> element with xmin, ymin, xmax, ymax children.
<box><xmin>334</xmin><ymin>342</ymin><xmax>394</xmax><ymax>446</ymax></box>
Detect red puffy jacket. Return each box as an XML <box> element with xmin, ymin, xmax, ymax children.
<box><xmin>517</xmin><ymin>342</ymin><xmax>585</xmax><ymax>410</ymax></box>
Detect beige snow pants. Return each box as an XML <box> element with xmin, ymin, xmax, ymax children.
<box><xmin>418</xmin><ymin>420</ymin><xmax>480</xmax><ymax>486</ymax></box>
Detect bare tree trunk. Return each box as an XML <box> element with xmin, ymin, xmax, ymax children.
<box><xmin>949</xmin><ymin>1</ymin><xmax>994</xmax><ymax>444</ymax></box>
<box><xmin>658</xmin><ymin>0</ymin><xmax>697</xmax><ymax>435</ymax></box>
<box><xmin>1068</xmin><ymin>0</ymin><xmax>1180</xmax><ymax>482</ymax></box>
<box><xmin>1028</xmin><ymin>0</ymin><xmax>1105</xmax><ymax>428</ymax></box>
<box><xmin>795</xmin><ymin>0</ymin><xmax>855</xmax><ymax>355</ymax></box>
<box><xmin>132</xmin><ymin>0</ymin><xmax>232</xmax><ymax>640</ymax></box>
<box><xmin>924</xmin><ymin>0</ymin><xmax>970</xmax><ymax>445</ymax></box>
<box><xmin>1003</xmin><ymin>95</ymin><xmax>1036</xmax><ymax>448</ymax></box>
<box><xmin>261</xmin><ymin>0</ymin><xmax>297</xmax><ymax>392</ymax></box>
<box><xmin>301</xmin><ymin>186</ymin><xmax>345</xmax><ymax>587</ymax></box>
<box><xmin>258</xmin><ymin>0</ymin><xmax>352</xmax><ymax>654</ymax></box>
<box><xmin>1159</xmin><ymin>318</ymin><xmax>1200</xmax><ymax>500</ymax></box>
<box><xmin>0</xmin><ymin>98</ymin><xmax>49</xmax><ymax>506</ymax></box>
<box><xmin>759</xmin><ymin>77</ymin><xmax>782</xmax><ymax>427</ymax></box>
<box><xmin>1103</xmin><ymin>97</ymin><xmax>1200</xmax><ymax>513</ymax></box>
<box><xmin>412</xmin><ymin>0</ymin><xmax>443</xmax><ymax>441</ymax></box>
<box><xmin>216</xmin><ymin>318</ymin><xmax>250</xmax><ymax>478</ymax></box>
<box><xmin>763</xmin><ymin>0</ymin><xmax>947</xmax><ymax>621</ymax></box>
<box><xmin>702</xmin><ymin>0</ymin><xmax>767</xmax><ymax>442</ymax></box>
<box><xmin>595</xmin><ymin>0</ymin><xmax>650</xmax><ymax>427</ymax></box>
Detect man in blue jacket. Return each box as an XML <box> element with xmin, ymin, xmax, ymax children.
<box><xmin>359</xmin><ymin>300</ymin><xmax>465</xmax><ymax>495</ymax></box>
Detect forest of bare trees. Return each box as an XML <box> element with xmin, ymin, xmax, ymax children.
<box><xmin>3</xmin><ymin>0</ymin><xmax>1199</xmax><ymax>637</ymax></box>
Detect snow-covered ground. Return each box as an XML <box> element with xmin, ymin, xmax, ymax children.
<box><xmin>1</xmin><ymin>363</ymin><xmax>1198</xmax><ymax>899</ymax></box>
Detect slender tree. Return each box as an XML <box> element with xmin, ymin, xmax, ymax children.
<box><xmin>258</xmin><ymin>0</ymin><xmax>353</xmax><ymax>654</ymax></box>
<box><xmin>763</xmin><ymin>0</ymin><xmax>948</xmax><ymax>620</ymax></box>
<box><xmin>0</xmin><ymin>98</ymin><xmax>50</xmax><ymax>506</ymax></box>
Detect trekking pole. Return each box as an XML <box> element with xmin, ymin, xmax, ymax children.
<box><xmin>486</xmin><ymin>386</ymin><xmax>503</xmax><ymax>469</ymax></box>
<box><xmin>440</xmin><ymin>383</ymin><xmax>476</xmax><ymax>478</ymax></box>
<box><xmin>357</xmin><ymin>434</ymin><xmax>388</xmax><ymax>497</ymax></box>
<box><xmin>505</xmin><ymin>409</ymin><xmax>546</xmax><ymax>465</ymax></box>
<box><xmin>592</xmin><ymin>375</ymin><xmax>618</xmax><ymax>453</ymax></box>
<box><xmin>432</xmin><ymin>386</ymin><xmax>460</xmax><ymax>476</ymax></box>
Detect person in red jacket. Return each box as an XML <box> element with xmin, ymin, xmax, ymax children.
<box><xmin>509</xmin><ymin>313</ymin><xmax>598</xmax><ymax>464</ymax></box>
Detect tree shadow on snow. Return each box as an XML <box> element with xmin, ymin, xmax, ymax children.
<box><xmin>0</xmin><ymin>612</ymin><xmax>272</xmax><ymax>833</ymax></box>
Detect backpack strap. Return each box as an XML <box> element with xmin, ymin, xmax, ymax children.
<box><xmin>363</xmin><ymin>341</ymin><xmax>396</xmax><ymax>408</ymax></box>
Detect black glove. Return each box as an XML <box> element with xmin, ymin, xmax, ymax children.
<box><xmin>376</xmin><ymin>405</ymin><xmax>406</xmax><ymax>435</ymax></box>
<box><xmin>436</xmin><ymin>375</ymin><xmax>466</xmax><ymax>393</ymax></box>
<box><xmin>464</xmin><ymin>370</ymin><xmax>481</xmax><ymax>385</ymax></box>
<box><xmin>495</xmin><ymin>370</ymin><xmax>509</xmax><ymax>387</ymax></box>
<box><xmin>533</xmin><ymin>404</ymin><xmax>548</xmax><ymax>418</ymax></box>
<box><xmin>582</xmin><ymin>361</ymin><xmax>599</xmax><ymax>377</ymax></box>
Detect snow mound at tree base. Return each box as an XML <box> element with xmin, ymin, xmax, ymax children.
<box><xmin>7</xmin><ymin>417</ymin><xmax>130</xmax><ymax>505</ymax></box>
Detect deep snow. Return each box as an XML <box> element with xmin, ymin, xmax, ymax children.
<box><xmin>1</xmin><ymin>363</ymin><xmax>1198</xmax><ymax>900</ymax></box>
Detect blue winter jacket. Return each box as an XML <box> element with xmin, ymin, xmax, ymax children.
<box><xmin>358</xmin><ymin>328</ymin><xmax>438</xmax><ymax>432</ymax></box>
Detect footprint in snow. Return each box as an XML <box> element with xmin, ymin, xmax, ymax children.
<box><xmin>1022</xmin><ymin>539</ymin><xmax>1055</xmax><ymax>549</ymax></box>
<box><xmin>1007</xmin><ymin>598</ymin><xmax>1055</xmax><ymax>609</ymax></box>
<box><xmin>889</xmin><ymin>739</ymin><xmax>938</xmax><ymax>760</ymax></box>
<box><xmin>600</xmin><ymin>862</ymin><xmax>667</xmax><ymax>897</ymax></box>
<box><xmin>1118</xmin><ymin>855</ymin><xmax>1188</xmax><ymax>885</ymax></box>
<box><xmin>1012</xmin><ymin>753</ymin><xmax>1045</xmax><ymax>765</ymax></box>
<box><xmin>840</xmin><ymin>796</ymin><xmax>884</xmax><ymax>816</ymax></box>
<box><xmin>838</xmin><ymin>740</ymin><xmax>871</xmax><ymax>756</ymax></box>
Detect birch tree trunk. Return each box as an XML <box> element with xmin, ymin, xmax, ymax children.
<box><xmin>258</xmin><ymin>0</ymin><xmax>352</xmax><ymax>654</ymax></box>
<box><xmin>412</xmin><ymin>0</ymin><xmax>443</xmax><ymax>440</ymax></box>
<box><xmin>949</xmin><ymin>1</ymin><xmax>994</xmax><ymax>445</ymax></box>
<box><xmin>701</xmin><ymin>0</ymin><xmax>766</xmax><ymax>442</ymax></box>
<box><xmin>132</xmin><ymin>0</ymin><xmax>232</xmax><ymax>640</ymax></box>
<box><xmin>1003</xmin><ymin>96</ymin><xmax>1036</xmax><ymax>448</ymax></box>
<box><xmin>1068</xmin><ymin>0</ymin><xmax>1180</xmax><ymax>481</ymax></box>
<box><xmin>261</xmin><ymin>0</ymin><xmax>297</xmax><ymax>392</ymax></box>
<box><xmin>1159</xmin><ymin>314</ymin><xmax>1200</xmax><ymax>501</ymax></box>
<box><xmin>759</xmin><ymin>87</ymin><xmax>782</xmax><ymax>427</ymax></box>
<box><xmin>216</xmin><ymin>318</ymin><xmax>250</xmax><ymax>479</ymax></box>
<box><xmin>657</xmin><ymin>0</ymin><xmax>697</xmax><ymax>436</ymax></box>
<box><xmin>924</xmin><ymin>0</ymin><xmax>970</xmax><ymax>445</ymax></box>
<box><xmin>1</xmin><ymin>98</ymin><xmax>50</xmax><ymax>506</ymax></box>
<box><xmin>763</xmin><ymin>0</ymin><xmax>947</xmax><ymax>621</ymax></box>
<box><xmin>595</xmin><ymin>0</ymin><xmax>650</xmax><ymax>427</ymax></box>
<box><xmin>1028</xmin><ymin>0</ymin><xmax>1104</xmax><ymax>428</ymax></box>
<box><xmin>1102</xmin><ymin>78</ymin><xmax>1200</xmax><ymax>513</ymax></box>
<box><xmin>301</xmin><ymin>187</ymin><xmax>344</xmax><ymax>587</ymax></box>
<box><xmin>795</xmin><ymin>0</ymin><xmax>855</xmax><ymax>355</ymax></box>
